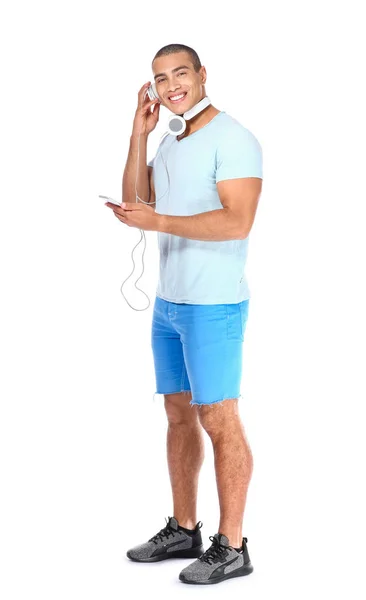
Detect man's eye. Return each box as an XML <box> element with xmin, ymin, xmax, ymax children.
<box><xmin>157</xmin><ymin>72</ymin><xmax>186</xmax><ymax>83</ymax></box>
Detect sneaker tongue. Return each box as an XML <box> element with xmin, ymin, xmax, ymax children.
<box><xmin>214</xmin><ymin>533</ymin><xmax>230</xmax><ymax>547</ymax></box>
<box><xmin>168</xmin><ymin>517</ymin><xmax>179</xmax><ymax>531</ymax></box>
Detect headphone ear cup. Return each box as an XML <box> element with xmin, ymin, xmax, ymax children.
<box><xmin>167</xmin><ymin>115</ymin><xmax>186</xmax><ymax>136</ymax></box>
<box><xmin>151</xmin><ymin>82</ymin><xmax>159</xmax><ymax>99</ymax></box>
<box><xmin>146</xmin><ymin>83</ymin><xmax>160</xmax><ymax>101</ymax></box>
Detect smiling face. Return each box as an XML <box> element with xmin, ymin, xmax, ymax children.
<box><xmin>152</xmin><ymin>51</ymin><xmax>207</xmax><ymax>114</ymax></box>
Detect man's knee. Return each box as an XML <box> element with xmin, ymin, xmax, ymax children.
<box><xmin>164</xmin><ymin>391</ymin><xmax>198</xmax><ymax>425</ymax></box>
<box><xmin>196</xmin><ymin>398</ymin><xmax>239</xmax><ymax>436</ymax></box>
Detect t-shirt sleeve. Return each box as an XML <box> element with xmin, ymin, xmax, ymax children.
<box><xmin>147</xmin><ymin>156</ymin><xmax>155</xmax><ymax>168</ymax></box>
<box><xmin>215</xmin><ymin>127</ymin><xmax>263</xmax><ymax>183</ymax></box>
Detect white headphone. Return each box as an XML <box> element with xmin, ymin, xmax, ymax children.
<box><xmin>146</xmin><ymin>83</ymin><xmax>211</xmax><ymax>136</ymax></box>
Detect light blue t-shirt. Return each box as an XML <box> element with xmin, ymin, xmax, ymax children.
<box><xmin>147</xmin><ymin>111</ymin><xmax>263</xmax><ymax>305</ymax></box>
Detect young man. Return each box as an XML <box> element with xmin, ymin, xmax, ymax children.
<box><xmin>105</xmin><ymin>43</ymin><xmax>263</xmax><ymax>585</ymax></box>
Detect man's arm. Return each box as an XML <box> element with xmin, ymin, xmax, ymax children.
<box><xmin>158</xmin><ymin>177</ymin><xmax>262</xmax><ymax>241</ymax></box>
<box><xmin>122</xmin><ymin>133</ymin><xmax>150</xmax><ymax>205</ymax></box>
<box><xmin>147</xmin><ymin>166</ymin><xmax>156</xmax><ymax>209</ymax></box>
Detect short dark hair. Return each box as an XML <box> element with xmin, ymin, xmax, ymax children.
<box><xmin>152</xmin><ymin>44</ymin><xmax>202</xmax><ymax>73</ymax></box>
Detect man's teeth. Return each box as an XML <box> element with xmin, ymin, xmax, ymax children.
<box><xmin>170</xmin><ymin>93</ymin><xmax>186</xmax><ymax>101</ymax></box>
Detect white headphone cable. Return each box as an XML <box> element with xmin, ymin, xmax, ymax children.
<box><xmin>101</xmin><ymin>127</ymin><xmax>170</xmax><ymax>311</ymax></box>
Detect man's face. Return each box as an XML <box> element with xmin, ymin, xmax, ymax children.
<box><xmin>152</xmin><ymin>52</ymin><xmax>206</xmax><ymax>113</ymax></box>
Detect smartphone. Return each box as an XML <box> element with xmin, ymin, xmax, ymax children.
<box><xmin>99</xmin><ymin>195</ymin><xmax>121</xmax><ymax>207</ymax></box>
<box><xmin>146</xmin><ymin>82</ymin><xmax>160</xmax><ymax>102</ymax></box>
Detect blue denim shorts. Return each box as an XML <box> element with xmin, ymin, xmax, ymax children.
<box><xmin>151</xmin><ymin>296</ymin><xmax>250</xmax><ymax>406</ymax></box>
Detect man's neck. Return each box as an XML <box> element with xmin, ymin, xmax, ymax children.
<box><xmin>177</xmin><ymin>105</ymin><xmax>221</xmax><ymax>140</ymax></box>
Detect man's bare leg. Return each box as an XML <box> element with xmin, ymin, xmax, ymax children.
<box><xmin>164</xmin><ymin>391</ymin><xmax>205</xmax><ymax>529</ymax></box>
<box><xmin>197</xmin><ymin>398</ymin><xmax>253</xmax><ymax>548</ymax></box>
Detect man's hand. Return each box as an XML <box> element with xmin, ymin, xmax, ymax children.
<box><xmin>132</xmin><ymin>82</ymin><xmax>160</xmax><ymax>137</ymax></box>
<box><xmin>104</xmin><ymin>201</ymin><xmax>162</xmax><ymax>232</ymax></box>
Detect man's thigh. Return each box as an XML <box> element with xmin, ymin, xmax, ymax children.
<box><xmin>151</xmin><ymin>296</ymin><xmax>249</xmax><ymax>407</ymax></box>
<box><xmin>151</xmin><ymin>297</ymin><xmax>191</xmax><ymax>397</ymax></box>
<box><xmin>174</xmin><ymin>301</ymin><xmax>249</xmax><ymax>407</ymax></box>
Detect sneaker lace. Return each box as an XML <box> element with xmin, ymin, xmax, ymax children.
<box><xmin>148</xmin><ymin>516</ymin><xmax>183</xmax><ymax>545</ymax></box>
<box><xmin>199</xmin><ymin>535</ymin><xmax>233</xmax><ymax>565</ymax></box>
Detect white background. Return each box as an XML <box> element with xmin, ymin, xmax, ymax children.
<box><xmin>1</xmin><ymin>0</ymin><xmax>365</xmax><ymax>598</ymax></box>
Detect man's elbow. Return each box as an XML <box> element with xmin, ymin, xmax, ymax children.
<box><xmin>235</xmin><ymin>219</ymin><xmax>251</xmax><ymax>240</ymax></box>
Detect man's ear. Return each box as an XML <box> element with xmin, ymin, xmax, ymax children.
<box><xmin>200</xmin><ymin>66</ymin><xmax>207</xmax><ymax>85</ymax></box>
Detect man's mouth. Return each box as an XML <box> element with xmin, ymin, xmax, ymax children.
<box><xmin>168</xmin><ymin>92</ymin><xmax>188</xmax><ymax>104</ymax></box>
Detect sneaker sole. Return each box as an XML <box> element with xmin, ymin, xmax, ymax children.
<box><xmin>127</xmin><ymin>544</ymin><xmax>205</xmax><ymax>563</ymax></box>
<box><xmin>179</xmin><ymin>560</ymin><xmax>254</xmax><ymax>584</ymax></box>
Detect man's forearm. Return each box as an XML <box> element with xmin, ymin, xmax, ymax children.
<box><xmin>157</xmin><ymin>208</ymin><xmax>246</xmax><ymax>241</ymax></box>
<box><xmin>122</xmin><ymin>133</ymin><xmax>150</xmax><ymax>204</ymax></box>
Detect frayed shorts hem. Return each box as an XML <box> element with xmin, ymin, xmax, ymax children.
<box><xmin>152</xmin><ymin>390</ymin><xmax>191</xmax><ymax>403</ymax></box>
<box><xmin>152</xmin><ymin>390</ymin><xmax>242</xmax><ymax>407</ymax></box>
<box><xmin>189</xmin><ymin>393</ymin><xmax>242</xmax><ymax>407</ymax></box>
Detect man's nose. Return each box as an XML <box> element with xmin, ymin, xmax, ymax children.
<box><xmin>168</xmin><ymin>80</ymin><xmax>182</xmax><ymax>93</ymax></box>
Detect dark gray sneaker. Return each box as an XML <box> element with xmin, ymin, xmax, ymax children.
<box><xmin>179</xmin><ymin>532</ymin><xmax>253</xmax><ymax>584</ymax></box>
<box><xmin>126</xmin><ymin>516</ymin><xmax>204</xmax><ymax>562</ymax></box>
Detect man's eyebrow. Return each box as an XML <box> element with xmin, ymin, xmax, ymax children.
<box><xmin>154</xmin><ymin>65</ymin><xmax>190</xmax><ymax>80</ymax></box>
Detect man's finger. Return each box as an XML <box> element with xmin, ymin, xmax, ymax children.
<box><xmin>114</xmin><ymin>213</ymin><xmax>127</xmax><ymax>223</ymax></box>
<box><xmin>139</xmin><ymin>81</ymin><xmax>151</xmax><ymax>93</ymax></box>
<box><xmin>138</xmin><ymin>82</ymin><xmax>154</xmax><ymax>106</ymax></box>
<box><xmin>140</xmin><ymin>95</ymin><xmax>159</xmax><ymax>112</ymax></box>
<box><xmin>105</xmin><ymin>202</ymin><xmax>123</xmax><ymax>210</ymax></box>
<box><xmin>121</xmin><ymin>203</ymin><xmax>141</xmax><ymax>210</ymax></box>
